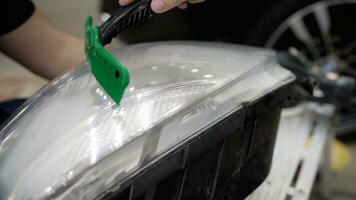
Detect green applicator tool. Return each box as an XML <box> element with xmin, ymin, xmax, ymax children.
<box><xmin>85</xmin><ymin>0</ymin><xmax>153</xmax><ymax>104</ymax></box>
<box><xmin>85</xmin><ymin>17</ymin><xmax>129</xmax><ymax>104</ymax></box>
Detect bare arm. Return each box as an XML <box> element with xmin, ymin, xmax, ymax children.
<box><xmin>0</xmin><ymin>11</ymin><xmax>84</xmax><ymax>79</ymax></box>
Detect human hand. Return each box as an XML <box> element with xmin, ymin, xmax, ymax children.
<box><xmin>118</xmin><ymin>0</ymin><xmax>205</xmax><ymax>13</ymax></box>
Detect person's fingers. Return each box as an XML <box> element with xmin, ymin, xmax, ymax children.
<box><xmin>119</xmin><ymin>0</ymin><xmax>204</xmax><ymax>14</ymax></box>
<box><xmin>151</xmin><ymin>0</ymin><xmax>165</xmax><ymax>13</ymax></box>
<box><xmin>177</xmin><ymin>2</ymin><xmax>188</xmax><ymax>9</ymax></box>
<box><xmin>151</xmin><ymin>0</ymin><xmax>186</xmax><ymax>13</ymax></box>
<box><xmin>118</xmin><ymin>0</ymin><xmax>134</xmax><ymax>6</ymax></box>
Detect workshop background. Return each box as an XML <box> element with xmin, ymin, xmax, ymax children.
<box><xmin>0</xmin><ymin>0</ymin><xmax>355</xmax><ymax>199</ymax></box>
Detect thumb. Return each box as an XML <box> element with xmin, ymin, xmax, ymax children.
<box><xmin>151</xmin><ymin>0</ymin><xmax>186</xmax><ymax>13</ymax></box>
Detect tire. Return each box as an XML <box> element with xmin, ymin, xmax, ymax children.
<box><xmin>245</xmin><ymin>0</ymin><xmax>320</xmax><ymax>46</ymax></box>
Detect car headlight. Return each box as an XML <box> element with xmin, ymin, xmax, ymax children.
<box><xmin>0</xmin><ymin>42</ymin><xmax>295</xmax><ymax>200</ymax></box>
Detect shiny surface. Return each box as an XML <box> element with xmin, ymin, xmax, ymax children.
<box><xmin>0</xmin><ymin>42</ymin><xmax>295</xmax><ymax>199</ymax></box>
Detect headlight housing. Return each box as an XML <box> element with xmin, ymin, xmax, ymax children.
<box><xmin>0</xmin><ymin>42</ymin><xmax>295</xmax><ymax>200</ymax></box>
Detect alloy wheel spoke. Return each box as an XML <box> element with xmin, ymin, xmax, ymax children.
<box><xmin>289</xmin><ymin>16</ymin><xmax>320</xmax><ymax>60</ymax></box>
<box><xmin>314</xmin><ymin>3</ymin><xmax>334</xmax><ymax>55</ymax></box>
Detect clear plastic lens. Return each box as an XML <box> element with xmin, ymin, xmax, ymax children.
<box><xmin>0</xmin><ymin>42</ymin><xmax>294</xmax><ymax>199</ymax></box>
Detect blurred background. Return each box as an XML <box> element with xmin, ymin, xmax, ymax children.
<box><xmin>0</xmin><ymin>0</ymin><xmax>356</xmax><ymax>199</ymax></box>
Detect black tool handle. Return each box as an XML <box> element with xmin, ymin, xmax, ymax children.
<box><xmin>99</xmin><ymin>0</ymin><xmax>152</xmax><ymax>46</ymax></box>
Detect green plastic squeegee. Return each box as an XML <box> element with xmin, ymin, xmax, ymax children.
<box><xmin>85</xmin><ymin>17</ymin><xmax>130</xmax><ymax>105</ymax></box>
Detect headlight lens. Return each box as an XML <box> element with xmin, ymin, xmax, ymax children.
<box><xmin>0</xmin><ymin>42</ymin><xmax>294</xmax><ymax>199</ymax></box>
